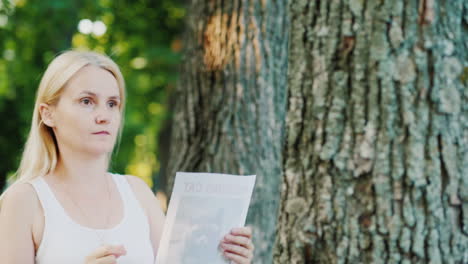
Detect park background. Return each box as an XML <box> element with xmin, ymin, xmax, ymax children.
<box><xmin>0</xmin><ymin>0</ymin><xmax>467</xmax><ymax>263</ymax></box>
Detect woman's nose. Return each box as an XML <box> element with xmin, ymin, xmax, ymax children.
<box><xmin>94</xmin><ymin>107</ymin><xmax>111</xmax><ymax>124</ymax></box>
<box><xmin>95</xmin><ymin>114</ymin><xmax>109</xmax><ymax>124</ymax></box>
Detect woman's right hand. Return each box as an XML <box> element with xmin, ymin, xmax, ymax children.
<box><xmin>84</xmin><ymin>244</ymin><xmax>127</xmax><ymax>264</ymax></box>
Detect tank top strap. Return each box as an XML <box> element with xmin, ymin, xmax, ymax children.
<box><xmin>111</xmin><ymin>173</ymin><xmax>150</xmax><ymax>233</ymax></box>
<box><xmin>28</xmin><ymin>177</ymin><xmax>64</xmax><ymax>221</ymax></box>
<box><xmin>111</xmin><ymin>173</ymin><xmax>142</xmax><ymax>210</ymax></box>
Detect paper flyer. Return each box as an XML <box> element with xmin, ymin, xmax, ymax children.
<box><xmin>155</xmin><ymin>172</ymin><xmax>256</xmax><ymax>264</ymax></box>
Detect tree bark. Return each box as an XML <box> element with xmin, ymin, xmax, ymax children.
<box><xmin>163</xmin><ymin>0</ymin><xmax>289</xmax><ymax>263</ymax></box>
<box><xmin>274</xmin><ymin>0</ymin><xmax>467</xmax><ymax>263</ymax></box>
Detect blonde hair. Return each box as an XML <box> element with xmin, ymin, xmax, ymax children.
<box><xmin>0</xmin><ymin>50</ymin><xmax>126</xmax><ymax>205</ymax></box>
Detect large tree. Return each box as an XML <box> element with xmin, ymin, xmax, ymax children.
<box><xmin>163</xmin><ymin>0</ymin><xmax>289</xmax><ymax>262</ymax></box>
<box><xmin>165</xmin><ymin>0</ymin><xmax>467</xmax><ymax>263</ymax></box>
<box><xmin>274</xmin><ymin>0</ymin><xmax>467</xmax><ymax>263</ymax></box>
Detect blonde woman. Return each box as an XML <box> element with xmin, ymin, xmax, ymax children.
<box><xmin>0</xmin><ymin>50</ymin><xmax>254</xmax><ymax>264</ymax></box>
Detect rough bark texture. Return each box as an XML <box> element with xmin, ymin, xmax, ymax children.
<box><xmin>274</xmin><ymin>0</ymin><xmax>467</xmax><ymax>263</ymax></box>
<box><xmin>163</xmin><ymin>0</ymin><xmax>289</xmax><ymax>262</ymax></box>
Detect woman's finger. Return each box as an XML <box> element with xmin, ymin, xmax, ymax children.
<box><xmin>223</xmin><ymin>234</ymin><xmax>253</xmax><ymax>249</ymax></box>
<box><xmin>221</xmin><ymin>242</ymin><xmax>253</xmax><ymax>259</ymax></box>
<box><xmin>224</xmin><ymin>251</ymin><xmax>251</xmax><ymax>264</ymax></box>
<box><xmin>97</xmin><ymin>255</ymin><xmax>118</xmax><ymax>264</ymax></box>
<box><xmin>230</xmin><ymin>226</ymin><xmax>252</xmax><ymax>238</ymax></box>
<box><xmin>86</xmin><ymin>244</ymin><xmax>126</xmax><ymax>260</ymax></box>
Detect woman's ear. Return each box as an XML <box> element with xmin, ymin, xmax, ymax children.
<box><xmin>39</xmin><ymin>103</ymin><xmax>55</xmax><ymax>127</ymax></box>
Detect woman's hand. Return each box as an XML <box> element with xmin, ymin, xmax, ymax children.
<box><xmin>219</xmin><ymin>226</ymin><xmax>254</xmax><ymax>264</ymax></box>
<box><xmin>84</xmin><ymin>244</ymin><xmax>126</xmax><ymax>264</ymax></box>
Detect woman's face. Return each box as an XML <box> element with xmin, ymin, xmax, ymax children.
<box><xmin>42</xmin><ymin>65</ymin><xmax>122</xmax><ymax>156</ymax></box>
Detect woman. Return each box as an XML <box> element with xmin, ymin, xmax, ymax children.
<box><xmin>0</xmin><ymin>50</ymin><xmax>254</xmax><ymax>263</ymax></box>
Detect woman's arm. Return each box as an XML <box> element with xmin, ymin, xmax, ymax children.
<box><xmin>0</xmin><ymin>183</ymin><xmax>37</xmax><ymax>263</ymax></box>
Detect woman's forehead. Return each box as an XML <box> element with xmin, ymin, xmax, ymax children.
<box><xmin>64</xmin><ymin>65</ymin><xmax>120</xmax><ymax>97</ymax></box>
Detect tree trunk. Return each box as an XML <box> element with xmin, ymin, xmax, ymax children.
<box><xmin>163</xmin><ymin>0</ymin><xmax>289</xmax><ymax>263</ymax></box>
<box><xmin>274</xmin><ymin>0</ymin><xmax>467</xmax><ymax>263</ymax></box>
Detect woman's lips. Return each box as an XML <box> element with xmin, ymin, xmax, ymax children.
<box><xmin>93</xmin><ymin>131</ymin><xmax>110</xmax><ymax>135</ymax></box>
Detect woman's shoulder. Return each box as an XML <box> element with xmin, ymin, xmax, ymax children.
<box><xmin>0</xmin><ymin>182</ymin><xmax>41</xmax><ymax>229</ymax></box>
<box><xmin>0</xmin><ymin>182</ymin><xmax>38</xmax><ymax>264</ymax></box>
<box><xmin>1</xmin><ymin>182</ymin><xmax>40</xmax><ymax>212</ymax></box>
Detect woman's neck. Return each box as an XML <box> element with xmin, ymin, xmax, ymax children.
<box><xmin>49</xmin><ymin>148</ymin><xmax>111</xmax><ymax>194</ymax></box>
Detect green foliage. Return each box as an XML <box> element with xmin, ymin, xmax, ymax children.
<box><xmin>0</xmin><ymin>0</ymin><xmax>186</xmax><ymax>190</ymax></box>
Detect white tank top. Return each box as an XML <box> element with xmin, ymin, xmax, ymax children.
<box><xmin>28</xmin><ymin>173</ymin><xmax>155</xmax><ymax>264</ymax></box>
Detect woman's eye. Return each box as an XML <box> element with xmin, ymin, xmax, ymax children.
<box><xmin>81</xmin><ymin>98</ymin><xmax>93</xmax><ymax>105</ymax></box>
<box><xmin>108</xmin><ymin>101</ymin><xmax>118</xmax><ymax>108</ymax></box>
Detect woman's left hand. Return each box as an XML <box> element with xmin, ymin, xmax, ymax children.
<box><xmin>219</xmin><ymin>226</ymin><xmax>254</xmax><ymax>264</ymax></box>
